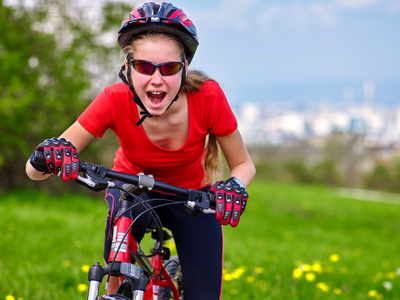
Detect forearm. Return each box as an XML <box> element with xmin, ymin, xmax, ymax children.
<box><xmin>228</xmin><ymin>160</ymin><xmax>256</xmax><ymax>188</ymax></box>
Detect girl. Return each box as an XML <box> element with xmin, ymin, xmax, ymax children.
<box><xmin>26</xmin><ymin>2</ymin><xmax>255</xmax><ymax>299</ymax></box>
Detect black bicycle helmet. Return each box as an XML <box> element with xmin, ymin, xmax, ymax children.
<box><xmin>117</xmin><ymin>2</ymin><xmax>199</xmax><ymax>126</ymax></box>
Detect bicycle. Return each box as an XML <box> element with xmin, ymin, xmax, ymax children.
<box><xmin>68</xmin><ymin>160</ymin><xmax>215</xmax><ymax>300</ymax></box>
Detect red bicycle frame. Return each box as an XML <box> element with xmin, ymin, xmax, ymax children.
<box><xmin>109</xmin><ymin>205</ymin><xmax>180</xmax><ymax>299</ymax></box>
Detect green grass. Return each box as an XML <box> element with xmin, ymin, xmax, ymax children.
<box><xmin>1</xmin><ymin>180</ymin><xmax>400</xmax><ymax>299</ymax></box>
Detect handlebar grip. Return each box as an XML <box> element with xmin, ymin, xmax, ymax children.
<box><xmin>207</xmin><ymin>191</ymin><xmax>216</xmax><ymax>207</ymax></box>
<box><xmin>30</xmin><ymin>149</ymin><xmax>49</xmax><ymax>173</ymax></box>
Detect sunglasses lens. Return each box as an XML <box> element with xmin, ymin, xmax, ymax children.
<box><xmin>160</xmin><ymin>62</ymin><xmax>183</xmax><ymax>75</ymax></box>
<box><xmin>133</xmin><ymin>60</ymin><xmax>155</xmax><ymax>75</ymax></box>
<box><xmin>131</xmin><ymin>60</ymin><xmax>183</xmax><ymax>76</ymax></box>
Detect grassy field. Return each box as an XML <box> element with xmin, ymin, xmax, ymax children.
<box><xmin>1</xmin><ymin>180</ymin><xmax>400</xmax><ymax>299</ymax></box>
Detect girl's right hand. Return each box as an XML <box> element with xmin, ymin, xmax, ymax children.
<box><xmin>30</xmin><ymin>137</ymin><xmax>79</xmax><ymax>181</ymax></box>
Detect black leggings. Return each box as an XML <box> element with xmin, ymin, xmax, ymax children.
<box><xmin>104</xmin><ymin>183</ymin><xmax>223</xmax><ymax>300</ymax></box>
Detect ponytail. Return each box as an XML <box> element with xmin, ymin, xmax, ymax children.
<box><xmin>202</xmin><ymin>133</ymin><xmax>223</xmax><ymax>185</ymax></box>
<box><xmin>184</xmin><ymin>70</ymin><xmax>224</xmax><ymax>185</ymax></box>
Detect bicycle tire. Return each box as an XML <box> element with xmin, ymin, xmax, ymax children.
<box><xmin>158</xmin><ymin>256</ymin><xmax>183</xmax><ymax>300</ymax></box>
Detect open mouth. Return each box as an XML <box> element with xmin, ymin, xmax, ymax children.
<box><xmin>147</xmin><ymin>91</ymin><xmax>166</xmax><ymax>107</ymax></box>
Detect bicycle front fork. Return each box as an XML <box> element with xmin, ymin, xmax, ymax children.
<box><xmin>87</xmin><ymin>261</ymin><xmax>148</xmax><ymax>300</ymax></box>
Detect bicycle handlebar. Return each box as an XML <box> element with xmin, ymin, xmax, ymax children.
<box><xmin>77</xmin><ymin>161</ymin><xmax>216</xmax><ymax>214</ymax></box>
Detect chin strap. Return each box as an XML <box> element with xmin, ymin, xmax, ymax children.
<box><xmin>119</xmin><ymin>65</ymin><xmax>154</xmax><ymax>126</ymax></box>
<box><xmin>118</xmin><ymin>62</ymin><xmax>187</xmax><ymax>126</ymax></box>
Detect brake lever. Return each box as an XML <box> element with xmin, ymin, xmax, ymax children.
<box><xmin>186</xmin><ymin>190</ymin><xmax>216</xmax><ymax>215</ymax></box>
<box><xmin>76</xmin><ymin>162</ymin><xmax>115</xmax><ymax>191</ymax></box>
<box><xmin>186</xmin><ymin>201</ymin><xmax>216</xmax><ymax>214</ymax></box>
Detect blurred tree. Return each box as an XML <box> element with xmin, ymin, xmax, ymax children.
<box><xmin>362</xmin><ymin>163</ymin><xmax>391</xmax><ymax>191</ymax></box>
<box><xmin>311</xmin><ymin>158</ymin><xmax>343</xmax><ymax>186</ymax></box>
<box><xmin>0</xmin><ymin>0</ymin><xmax>133</xmax><ymax>190</ymax></box>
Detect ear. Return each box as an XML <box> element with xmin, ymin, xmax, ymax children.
<box><xmin>185</xmin><ymin>59</ymin><xmax>189</xmax><ymax>76</ymax></box>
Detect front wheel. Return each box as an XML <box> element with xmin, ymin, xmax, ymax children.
<box><xmin>158</xmin><ymin>256</ymin><xmax>183</xmax><ymax>300</ymax></box>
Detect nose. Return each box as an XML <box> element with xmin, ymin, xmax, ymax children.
<box><xmin>150</xmin><ymin>68</ymin><xmax>163</xmax><ymax>85</ymax></box>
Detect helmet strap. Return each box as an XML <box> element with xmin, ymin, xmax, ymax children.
<box><xmin>119</xmin><ymin>64</ymin><xmax>154</xmax><ymax>126</ymax></box>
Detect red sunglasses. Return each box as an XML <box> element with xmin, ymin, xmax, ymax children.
<box><xmin>130</xmin><ymin>59</ymin><xmax>184</xmax><ymax>76</ymax></box>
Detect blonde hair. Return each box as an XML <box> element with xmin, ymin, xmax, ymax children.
<box><xmin>123</xmin><ymin>32</ymin><xmax>223</xmax><ymax>185</ymax></box>
<box><xmin>183</xmin><ymin>70</ymin><xmax>224</xmax><ymax>185</ymax></box>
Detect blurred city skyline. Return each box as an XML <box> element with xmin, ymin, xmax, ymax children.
<box><xmin>173</xmin><ymin>0</ymin><xmax>400</xmax><ymax>107</ymax></box>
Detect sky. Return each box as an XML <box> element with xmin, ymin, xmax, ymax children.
<box><xmin>162</xmin><ymin>0</ymin><xmax>400</xmax><ymax>108</ymax></box>
<box><xmin>6</xmin><ymin>0</ymin><xmax>400</xmax><ymax>108</ymax></box>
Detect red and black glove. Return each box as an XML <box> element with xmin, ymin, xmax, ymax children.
<box><xmin>210</xmin><ymin>177</ymin><xmax>249</xmax><ymax>227</ymax></box>
<box><xmin>29</xmin><ymin>137</ymin><xmax>79</xmax><ymax>181</ymax></box>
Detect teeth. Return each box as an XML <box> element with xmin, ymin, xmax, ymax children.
<box><xmin>151</xmin><ymin>92</ymin><xmax>163</xmax><ymax>95</ymax></box>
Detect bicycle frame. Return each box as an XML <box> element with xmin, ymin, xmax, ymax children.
<box><xmin>107</xmin><ymin>196</ymin><xmax>181</xmax><ymax>300</ymax></box>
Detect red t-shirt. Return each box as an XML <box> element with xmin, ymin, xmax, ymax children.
<box><xmin>77</xmin><ymin>80</ymin><xmax>237</xmax><ymax>189</ymax></box>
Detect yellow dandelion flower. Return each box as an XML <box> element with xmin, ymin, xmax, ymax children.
<box><xmin>81</xmin><ymin>265</ymin><xmax>90</xmax><ymax>273</ymax></box>
<box><xmin>292</xmin><ymin>268</ymin><xmax>303</xmax><ymax>279</ymax></box>
<box><xmin>223</xmin><ymin>273</ymin><xmax>233</xmax><ymax>281</ymax></box>
<box><xmin>78</xmin><ymin>283</ymin><xmax>88</xmax><ymax>293</ymax></box>
<box><xmin>231</xmin><ymin>269</ymin><xmax>244</xmax><ymax>279</ymax></box>
<box><xmin>329</xmin><ymin>254</ymin><xmax>339</xmax><ymax>262</ymax></box>
<box><xmin>312</xmin><ymin>262</ymin><xmax>323</xmax><ymax>273</ymax></box>
<box><xmin>222</xmin><ymin>268</ymin><xmax>228</xmax><ymax>275</ymax></box>
<box><xmin>334</xmin><ymin>288</ymin><xmax>343</xmax><ymax>295</ymax></box>
<box><xmin>6</xmin><ymin>295</ymin><xmax>15</xmax><ymax>300</ymax></box>
<box><xmin>247</xmin><ymin>276</ymin><xmax>255</xmax><ymax>283</ymax></box>
<box><xmin>305</xmin><ymin>272</ymin><xmax>316</xmax><ymax>282</ymax></box>
<box><xmin>316</xmin><ymin>282</ymin><xmax>330</xmax><ymax>292</ymax></box>
<box><xmin>17</xmin><ymin>298</ymin><xmax>23</xmax><ymax>300</ymax></box>
<box><xmin>302</xmin><ymin>264</ymin><xmax>312</xmax><ymax>272</ymax></box>
<box><xmin>368</xmin><ymin>290</ymin><xmax>378</xmax><ymax>297</ymax></box>
<box><xmin>255</xmin><ymin>267</ymin><xmax>264</xmax><ymax>274</ymax></box>
<box><xmin>386</xmin><ymin>272</ymin><xmax>396</xmax><ymax>279</ymax></box>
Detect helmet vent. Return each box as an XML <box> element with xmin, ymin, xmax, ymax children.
<box><xmin>137</xmin><ymin>8</ymin><xmax>145</xmax><ymax>17</ymax></box>
<box><xmin>153</xmin><ymin>4</ymin><xmax>160</xmax><ymax>15</ymax></box>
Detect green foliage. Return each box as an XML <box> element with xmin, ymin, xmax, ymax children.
<box><xmin>250</xmin><ymin>134</ymin><xmax>400</xmax><ymax>192</ymax></box>
<box><xmin>255</xmin><ymin>157</ymin><xmax>343</xmax><ymax>187</ymax></box>
<box><xmin>362</xmin><ymin>158</ymin><xmax>400</xmax><ymax>193</ymax></box>
<box><xmin>363</xmin><ymin>164</ymin><xmax>391</xmax><ymax>191</ymax></box>
<box><xmin>283</xmin><ymin>159</ymin><xmax>315</xmax><ymax>184</ymax></box>
<box><xmin>0</xmin><ymin>0</ymin><xmax>133</xmax><ymax>190</ymax></box>
<box><xmin>1</xmin><ymin>1</ymin><xmax>89</xmax><ymax>158</ymax></box>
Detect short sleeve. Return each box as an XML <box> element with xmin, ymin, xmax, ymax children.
<box><xmin>203</xmin><ymin>81</ymin><xmax>237</xmax><ymax>137</ymax></box>
<box><xmin>77</xmin><ymin>87</ymin><xmax>116</xmax><ymax>138</ymax></box>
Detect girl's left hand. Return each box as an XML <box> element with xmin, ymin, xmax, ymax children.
<box><xmin>210</xmin><ymin>179</ymin><xmax>248</xmax><ymax>227</ymax></box>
